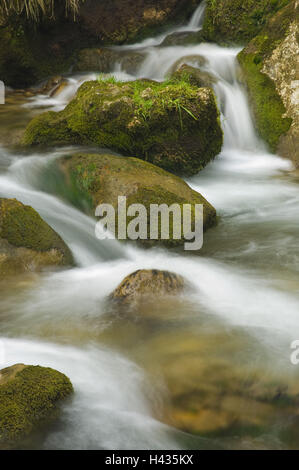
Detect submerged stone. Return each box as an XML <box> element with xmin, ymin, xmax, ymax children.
<box><xmin>135</xmin><ymin>326</ymin><xmax>299</xmax><ymax>438</ymax></box>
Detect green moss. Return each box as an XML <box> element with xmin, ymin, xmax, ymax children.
<box><xmin>202</xmin><ymin>0</ymin><xmax>290</xmax><ymax>44</ymax></box>
<box><xmin>59</xmin><ymin>152</ymin><xmax>217</xmax><ymax>249</ymax></box>
<box><xmin>0</xmin><ymin>364</ymin><xmax>73</xmax><ymax>448</ymax></box>
<box><xmin>22</xmin><ymin>111</ymin><xmax>77</xmax><ymax>146</ymax></box>
<box><xmin>171</xmin><ymin>64</ymin><xmax>216</xmax><ymax>88</ymax></box>
<box><xmin>238</xmin><ymin>1</ymin><xmax>294</xmax><ymax>150</ymax></box>
<box><xmin>0</xmin><ymin>198</ymin><xmax>73</xmax><ymax>265</ymax></box>
<box><xmin>24</xmin><ymin>77</ymin><xmax>223</xmax><ymax>176</ymax></box>
<box><xmin>238</xmin><ymin>52</ymin><xmax>292</xmax><ymax>150</ymax></box>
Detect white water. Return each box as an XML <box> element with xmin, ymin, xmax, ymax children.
<box><xmin>1</xmin><ymin>3</ymin><xmax>299</xmax><ymax>449</ymax></box>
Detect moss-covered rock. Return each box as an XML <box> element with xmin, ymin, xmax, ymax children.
<box><xmin>0</xmin><ymin>364</ymin><xmax>73</xmax><ymax>449</ymax></box>
<box><xmin>0</xmin><ymin>198</ymin><xmax>73</xmax><ymax>279</ymax></box>
<box><xmin>58</xmin><ymin>152</ymin><xmax>217</xmax><ymax>248</ymax></box>
<box><xmin>238</xmin><ymin>1</ymin><xmax>297</xmax><ymax>160</ymax></box>
<box><xmin>202</xmin><ymin>0</ymin><xmax>291</xmax><ymax>45</ymax></box>
<box><xmin>23</xmin><ymin>78</ymin><xmax>223</xmax><ymax>176</ymax></box>
<box><xmin>110</xmin><ymin>269</ymin><xmax>185</xmax><ymax>304</ymax></box>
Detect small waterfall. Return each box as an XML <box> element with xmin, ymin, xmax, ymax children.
<box><xmin>187</xmin><ymin>1</ymin><xmax>206</xmax><ymax>30</ymax></box>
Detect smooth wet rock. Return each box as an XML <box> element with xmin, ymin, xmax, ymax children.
<box><xmin>0</xmin><ymin>364</ymin><xmax>73</xmax><ymax>449</ymax></box>
<box><xmin>166</xmin><ymin>54</ymin><xmax>206</xmax><ymax>75</ymax></box>
<box><xmin>35</xmin><ymin>76</ymin><xmax>67</xmax><ymax>96</ymax></box>
<box><xmin>110</xmin><ymin>269</ymin><xmax>185</xmax><ymax>303</ymax></box>
<box><xmin>23</xmin><ymin>78</ymin><xmax>223</xmax><ymax>176</ymax></box>
<box><xmin>160</xmin><ymin>30</ymin><xmax>204</xmax><ymax>47</ymax></box>
<box><xmin>0</xmin><ymin>198</ymin><xmax>73</xmax><ymax>279</ymax></box>
<box><xmin>58</xmin><ymin>152</ymin><xmax>217</xmax><ymax>248</ymax></box>
<box><xmin>75</xmin><ymin>48</ymin><xmax>145</xmax><ymax>75</ymax></box>
<box><xmin>238</xmin><ymin>1</ymin><xmax>298</xmax><ymax>165</ymax></box>
<box><xmin>172</xmin><ymin>64</ymin><xmax>217</xmax><ymax>88</ymax></box>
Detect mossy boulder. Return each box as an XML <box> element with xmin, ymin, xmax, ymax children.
<box><xmin>0</xmin><ymin>364</ymin><xmax>73</xmax><ymax>449</ymax></box>
<box><xmin>110</xmin><ymin>269</ymin><xmax>185</xmax><ymax>304</ymax></box>
<box><xmin>202</xmin><ymin>0</ymin><xmax>291</xmax><ymax>45</ymax></box>
<box><xmin>23</xmin><ymin>78</ymin><xmax>223</xmax><ymax>176</ymax></box>
<box><xmin>238</xmin><ymin>1</ymin><xmax>298</xmax><ymax>161</ymax></box>
<box><xmin>0</xmin><ymin>198</ymin><xmax>73</xmax><ymax>279</ymax></box>
<box><xmin>58</xmin><ymin>152</ymin><xmax>217</xmax><ymax>248</ymax></box>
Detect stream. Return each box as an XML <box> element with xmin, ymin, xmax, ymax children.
<box><xmin>0</xmin><ymin>3</ymin><xmax>299</xmax><ymax>450</ymax></box>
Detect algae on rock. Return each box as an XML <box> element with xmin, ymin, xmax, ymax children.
<box><xmin>202</xmin><ymin>0</ymin><xmax>291</xmax><ymax>45</ymax></box>
<box><xmin>58</xmin><ymin>152</ymin><xmax>217</xmax><ymax>248</ymax></box>
<box><xmin>0</xmin><ymin>198</ymin><xmax>73</xmax><ymax>279</ymax></box>
<box><xmin>0</xmin><ymin>364</ymin><xmax>73</xmax><ymax>449</ymax></box>
<box><xmin>238</xmin><ymin>0</ymin><xmax>298</xmax><ymax>163</ymax></box>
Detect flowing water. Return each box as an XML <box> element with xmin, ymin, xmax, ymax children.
<box><xmin>0</xmin><ymin>4</ymin><xmax>299</xmax><ymax>449</ymax></box>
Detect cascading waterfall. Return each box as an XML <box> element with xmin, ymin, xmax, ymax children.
<box><xmin>187</xmin><ymin>0</ymin><xmax>206</xmax><ymax>30</ymax></box>
<box><xmin>0</xmin><ymin>2</ymin><xmax>299</xmax><ymax>450</ymax></box>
